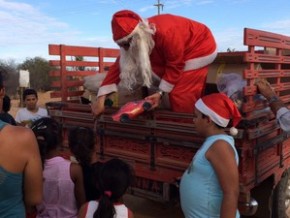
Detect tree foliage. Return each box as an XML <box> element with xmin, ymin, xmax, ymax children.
<box><xmin>0</xmin><ymin>59</ymin><xmax>19</xmax><ymax>96</ymax></box>
<box><xmin>19</xmin><ymin>57</ymin><xmax>53</xmax><ymax>91</ymax></box>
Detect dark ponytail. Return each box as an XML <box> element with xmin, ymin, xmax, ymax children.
<box><xmin>93</xmin><ymin>158</ymin><xmax>133</xmax><ymax>218</ymax></box>
<box><xmin>93</xmin><ymin>193</ymin><xmax>115</xmax><ymax>218</ymax></box>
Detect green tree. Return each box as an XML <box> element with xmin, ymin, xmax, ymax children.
<box><xmin>0</xmin><ymin>59</ymin><xmax>19</xmax><ymax>96</ymax></box>
<box><xmin>19</xmin><ymin>57</ymin><xmax>53</xmax><ymax>91</ymax></box>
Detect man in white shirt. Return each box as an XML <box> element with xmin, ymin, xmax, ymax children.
<box><xmin>15</xmin><ymin>88</ymin><xmax>48</xmax><ymax>127</ymax></box>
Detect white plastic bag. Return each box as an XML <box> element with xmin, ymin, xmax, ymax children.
<box><xmin>216</xmin><ymin>73</ymin><xmax>246</xmax><ymax>109</ymax></box>
<box><xmin>83</xmin><ymin>72</ymin><xmax>107</xmax><ymax>91</ymax></box>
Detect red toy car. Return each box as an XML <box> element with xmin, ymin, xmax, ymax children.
<box><xmin>112</xmin><ymin>99</ymin><xmax>153</xmax><ymax>123</ymax></box>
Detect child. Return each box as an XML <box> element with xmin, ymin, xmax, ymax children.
<box><xmin>179</xmin><ymin>93</ymin><xmax>241</xmax><ymax>218</ymax></box>
<box><xmin>31</xmin><ymin>117</ymin><xmax>86</xmax><ymax>218</ymax></box>
<box><xmin>78</xmin><ymin>158</ymin><xmax>134</xmax><ymax>218</ymax></box>
<box><xmin>68</xmin><ymin>126</ymin><xmax>103</xmax><ymax>201</ymax></box>
<box><xmin>15</xmin><ymin>88</ymin><xmax>48</xmax><ymax>127</ymax></box>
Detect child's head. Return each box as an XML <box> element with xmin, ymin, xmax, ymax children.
<box><xmin>23</xmin><ymin>88</ymin><xmax>38</xmax><ymax>111</ymax></box>
<box><xmin>94</xmin><ymin>158</ymin><xmax>134</xmax><ymax>218</ymax></box>
<box><xmin>23</xmin><ymin>88</ymin><xmax>38</xmax><ymax>101</ymax></box>
<box><xmin>31</xmin><ymin>117</ymin><xmax>62</xmax><ymax>166</ymax></box>
<box><xmin>195</xmin><ymin>93</ymin><xmax>241</xmax><ymax>136</ymax></box>
<box><xmin>68</xmin><ymin>126</ymin><xmax>95</xmax><ymax>166</ymax></box>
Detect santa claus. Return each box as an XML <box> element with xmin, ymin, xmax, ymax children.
<box><xmin>92</xmin><ymin>10</ymin><xmax>217</xmax><ymax>115</ymax></box>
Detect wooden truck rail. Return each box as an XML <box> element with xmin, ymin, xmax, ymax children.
<box><xmin>47</xmin><ymin>28</ymin><xmax>290</xmax><ymax>217</ymax></box>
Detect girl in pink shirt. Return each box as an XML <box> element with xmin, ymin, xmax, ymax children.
<box><xmin>31</xmin><ymin>117</ymin><xmax>86</xmax><ymax>218</ymax></box>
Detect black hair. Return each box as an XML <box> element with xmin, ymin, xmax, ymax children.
<box><xmin>68</xmin><ymin>126</ymin><xmax>95</xmax><ymax>166</ymax></box>
<box><xmin>93</xmin><ymin>158</ymin><xmax>134</xmax><ymax>218</ymax></box>
<box><xmin>31</xmin><ymin>117</ymin><xmax>62</xmax><ymax>168</ymax></box>
<box><xmin>2</xmin><ymin>95</ymin><xmax>11</xmax><ymax>113</ymax></box>
<box><xmin>23</xmin><ymin>88</ymin><xmax>38</xmax><ymax>101</ymax></box>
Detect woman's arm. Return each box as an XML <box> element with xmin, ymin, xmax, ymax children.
<box><xmin>206</xmin><ymin>140</ymin><xmax>239</xmax><ymax>218</ymax></box>
<box><xmin>78</xmin><ymin>202</ymin><xmax>89</xmax><ymax>218</ymax></box>
<box><xmin>23</xmin><ymin>128</ymin><xmax>43</xmax><ymax>206</ymax></box>
<box><xmin>71</xmin><ymin>163</ymin><xmax>86</xmax><ymax>208</ymax></box>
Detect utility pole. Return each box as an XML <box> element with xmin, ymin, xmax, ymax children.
<box><xmin>154</xmin><ymin>0</ymin><xmax>164</xmax><ymax>15</ymax></box>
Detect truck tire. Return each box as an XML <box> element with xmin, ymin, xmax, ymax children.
<box><xmin>272</xmin><ymin>169</ymin><xmax>290</xmax><ymax>218</ymax></box>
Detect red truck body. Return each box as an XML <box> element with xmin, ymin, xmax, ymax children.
<box><xmin>47</xmin><ymin>28</ymin><xmax>290</xmax><ymax>217</ymax></box>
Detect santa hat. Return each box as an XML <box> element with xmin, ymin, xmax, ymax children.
<box><xmin>195</xmin><ymin>93</ymin><xmax>242</xmax><ymax>136</ymax></box>
<box><xmin>111</xmin><ymin>10</ymin><xmax>142</xmax><ymax>43</ymax></box>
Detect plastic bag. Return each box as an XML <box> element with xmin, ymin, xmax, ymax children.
<box><xmin>216</xmin><ymin>73</ymin><xmax>246</xmax><ymax>109</ymax></box>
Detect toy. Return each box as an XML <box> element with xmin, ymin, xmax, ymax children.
<box><xmin>112</xmin><ymin>99</ymin><xmax>153</xmax><ymax>123</ymax></box>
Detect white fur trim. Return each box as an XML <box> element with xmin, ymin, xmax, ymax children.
<box><xmin>159</xmin><ymin>79</ymin><xmax>174</xmax><ymax>93</ymax></box>
<box><xmin>115</xmin><ymin>23</ymin><xmax>141</xmax><ymax>44</ymax></box>
<box><xmin>183</xmin><ymin>47</ymin><xmax>218</xmax><ymax>71</ymax></box>
<box><xmin>97</xmin><ymin>84</ymin><xmax>118</xmax><ymax>97</ymax></box>
<box><xmin>230</xmin><ymin>127</ymin><xmax>238</xmax><ymax>136</ymax></box>
<box><xmin>195</xmin><ymin>99</ymin><xmax>229</xmax><ymax>127</ymax></box>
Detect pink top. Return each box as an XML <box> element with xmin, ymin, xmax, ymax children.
<box><xmin>36</xmin><ymin>157</ymin><xmax>78</xmax><ymax>218</ymax></box>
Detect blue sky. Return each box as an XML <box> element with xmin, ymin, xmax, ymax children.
<box><xmin>1</xmin><ymin>0</ymin><xmax>290</xmax><ymax>63</ymax></box>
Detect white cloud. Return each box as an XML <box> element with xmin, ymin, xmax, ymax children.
<box><xmin>261</xmin><ymin>19</ymin><xmax>290</xmax><ymax>35</ymax></box>
<box><xmin>0</xmin><ymin>0</ymin><xmax>94</xmax><ymax>62</ymax></box>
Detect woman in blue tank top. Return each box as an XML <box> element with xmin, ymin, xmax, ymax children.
<box><xmin>180</xmin><ymin>93</ymin><xmax>241</xmax><ymax>218</ymax></box>
<box><xmin>0</xmin><ymin>68</ymin><xmax>43</xmax><ymax>217</ymax></box>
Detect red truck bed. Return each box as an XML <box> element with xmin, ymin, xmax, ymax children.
<box><xmin>47</xmin><ymin>28</ymin><xmax>290</xmax><ymax>217</ymax></box>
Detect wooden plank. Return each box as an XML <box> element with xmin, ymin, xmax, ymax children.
<box><xmin>49</xmin><ymin>70</ymin><xmax>60</xmax><ymax>77</ymax></box>
<box><xmin>245</xmin><ymin>53</ymin><xmax>284</xmax><ymax>63</ymax></box>
<box><xmin>63</xmin><ymin>71</ymin><xmax>97</xmax><ymax>77</ymax></box>
<box><xmin>49</xmin><ymin>44</ymin><xmax>61</xmax><ymax>55</ymax></box>
<box><xmin>49</xmin><ymin>44</ymin><xmax>99</xmax><ymax>56</ymax></box>
<box><xmin>99</xmin><ymin>47</ymin><xmax>119</xmax><ymax>57</ymax></box>
<box><xmin>49</xmin><ymin>60</ymin><xmax>60</xmax><ymax>66</ymax></box>
<box><xmin>64</xmin><ymin>60</ymin><xmax>99</xmax><ymax>67</ymax></box>
<box><xmin>50</xmin><ymin>90</ymin><xmax>84</xmax><ymax>98</ymax></box>
<box><xmin>51</xmin><ymin>80</ymin><xmax>84</xmax><ymax>88</ymax></box>
<box><xmin>244</xmin><ymin>28</ymin><xmax>290</xmax><ymax>49</ymax></box>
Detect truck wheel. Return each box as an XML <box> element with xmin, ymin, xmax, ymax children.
<box><xmin>272</xmin><ymin>169</ymin><xmax>290</xmax><ymax>218</ymax></box>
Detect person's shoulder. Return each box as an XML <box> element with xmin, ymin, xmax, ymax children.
<box><xmin>38</xmin><ymin>107</ymin><xmax>48</xmax><ymax>115</ymax></box>
<box><xmin>70</xmin><ymin>162</ymin><xmax>83</xmax><ymax>177</ymax></box>
<box><xmin>4</xmin><ymin>123</ymin><xmax>30</xmax><ymax>133</ymax></box>
<box><xmin>1</xmin><ymin>125</ymin><xmax>36</xmax><ymax>149</ymax></box>
<box><xmin>12</xmin><ymin>125</ymin><xmax>35</xmax><ymax>139</ymax></box>
<box><xmin>38</xmin><ymin>107</ymin><xmax>48</xmax><ymax>112</ymax></box>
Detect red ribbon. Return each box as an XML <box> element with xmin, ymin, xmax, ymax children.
<box><xmin>104</xmin><ymin>190</ymin><xmax>112</xmax><ymax>197</ymax></box>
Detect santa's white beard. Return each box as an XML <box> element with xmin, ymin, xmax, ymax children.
<box><xmin>119</xmin><ymin>31</ymin><xmax>154</xmax><ymax>91</ymax></box>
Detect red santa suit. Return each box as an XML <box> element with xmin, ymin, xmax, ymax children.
<box><xmin>98</xmin><ymin>10</ymin><xmax>217</xmax><ymax>113</ymax></box>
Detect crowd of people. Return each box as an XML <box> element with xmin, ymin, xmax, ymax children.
<box><xmin>1</xmin><ymin>8</ymin><xmax>289</xmax><ymax>218</ymax></box>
